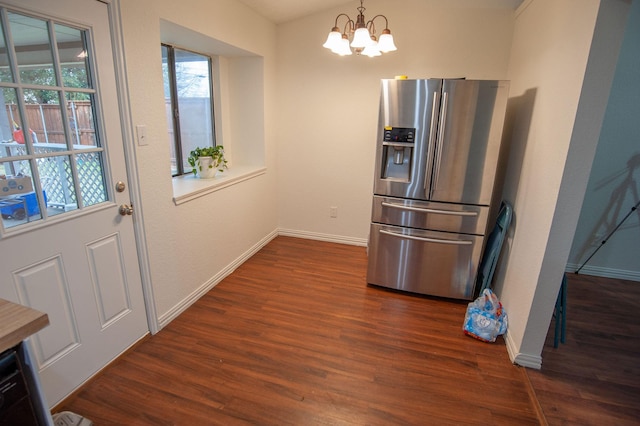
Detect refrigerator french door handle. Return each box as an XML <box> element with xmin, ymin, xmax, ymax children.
<box><xmin>433</xmin><ymin>91</ymin><xmax>448</xmax><ymax>191</ymax></box>
<box><xmin>379</xmin><ymin>229</ymin><xmax>473</xmax><ymax>245</ymax></box>
<box><xmin>424</xmin><ymin>92</ymin><xmax>441</xmax><ymax>194</ymax></box>
<box><xmin>381</xmin><ymin>201</ymin><xmax>478</xmax><ymax>217</ymax></box>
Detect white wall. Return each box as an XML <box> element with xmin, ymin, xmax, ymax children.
<box><xmin>497</xmin><ymin>0</ymin><xmax>630</xmax><ymax>367</ymax></box>
<box><xmin>568</xmin><ymin>0</ymin><xmax>640</xmax><ymax>281</ymax></box>
<box><xmin>275</xmin><ymin>0</ymin><xmax>515</xmax><ymax>244</ymax></box>
<box><xmin>119</xmin><ymin>0</ymin><xmax>279</xmax><ymax>323</ymax></box>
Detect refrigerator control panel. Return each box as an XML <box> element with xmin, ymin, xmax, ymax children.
<box><xmin>383</xmin><ymin>127</ymin><xmax>415</xmax><ymax>143</ymax></box>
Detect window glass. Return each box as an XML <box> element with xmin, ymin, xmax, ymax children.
<box><xmin>55</xmin><ymin>23</ymin><xmax>90</xmax><ymax>89</ymax></box>
<box><xmin>24</xmin><ymin>89</ymin><xmax>65</xmax><ymax>152</ymax></box>
<box><xmin>0</xmin><ymin>88</ymin><xmax>20</xmax><ymax>149</ymax></box>
<box><xmin>9</xmin><ymin>12</ymin><xmax>56</xmax><ymax>86</ymax></box>
<box><xmin>35</xmin><ymin>155</ymin><xmax>77</xmax><ymax>215</ymax></box>
<box><xmin>75</xmin><ymin>151</ymin><xmax>106</xmax><ymax>207</ymax></box>
<box><xmin>163</xmin><ymin>45</ymin><xmax>215</xmax><ymax>176</ymax></box>
<box><xmin>0</xmin><ymin>160</ymin><xmax>41</xmax><ymax>228</ymax></box>
<box><xmin>0</xmin><ymin>20</ymin><xmax>13</xmax><ymax>83</ymax></box>
<box><xmin>162</xmin><ymin>46</ymin><xmax>178</xmax><ymax>175</ymax></box>
<box><xmin>66</xmin><ymin>93</ymin><xmax>98</xmax><ymax>148</ymax></box>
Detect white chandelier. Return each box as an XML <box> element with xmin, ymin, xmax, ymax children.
<box><xmin>322</xmin><ymin>0</ymin><xmax>397</xmax><ymax>57</ymax></box>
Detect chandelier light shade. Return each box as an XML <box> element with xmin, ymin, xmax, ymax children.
<box><xmin>361</xmin><ymin>36</ymin><xmax>381</xmax><ymax>57</ymax></box>
<box><xmin>334</xmin><ymin>35</ymin><xmax>353</xmax><ymax>56</ymax></box>
<box><xmin>322</xmin><ymin>0</ymin><xmax>397</xmax><ymax>57</ymax></box>
<box><xmin>322</xmin><ymin>30</ymin><xmax>342</xmax><ymax>50</ymax></box>
<box><xmin>351</xmin><ymin>27</ymin><xmax>374</xmax><ymax>48</ymax></box>
<box><xmin>377</xmin><ymin>29</ymin><xmax>397</xmax><ymax>53</ymax></box>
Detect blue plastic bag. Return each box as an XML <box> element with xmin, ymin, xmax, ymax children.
<box><xmin>463</xmin><ymin>289</ymin><xmax>508</xmax><ymax>343</ymax></box>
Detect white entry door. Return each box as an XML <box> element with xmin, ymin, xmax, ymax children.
<box><xmin>0</xmin><ymin>0</ymin><xmax>148</xmax><ymax>407</ymax></box>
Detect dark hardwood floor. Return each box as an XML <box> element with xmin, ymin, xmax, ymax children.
<box><xmin>57</xmin><ymin>237</ymin><xmax>640</xmax><ymax>425</ymax></box>
<box><xmin>526</xmin><ymin>272</ymin><xmax>640</xmax><ymax>425</ymax></box>
<box><xmin>57</xmin><ymin>236</ymin><xmax>541</xmax><ymax>425</ymax></box>
<box><xmin>55</xmin><ymin>237</ymin><xmax>640</xmax><ymax>425</ymax></box>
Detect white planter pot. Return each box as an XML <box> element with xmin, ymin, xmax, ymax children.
<box><xmin>197</xmin><ymin>156</ymin><xmax>218</xmax><ymax>179</ymax></box>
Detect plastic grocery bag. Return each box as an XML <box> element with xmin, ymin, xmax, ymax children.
<box><xmin>463</xmin><ymin>289</ymin><xmax>508</xmax><ymax>343</ymax></box>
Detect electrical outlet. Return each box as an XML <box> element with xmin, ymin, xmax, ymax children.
<box><xmin>329</xmin><ymin>206</ymin><xmax>338</xmax><ymax>218</ymax></box>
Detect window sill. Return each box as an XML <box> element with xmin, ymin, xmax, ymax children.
<box><xmin>172</xmin><ymin>165</ymin><xmax>266</xmax><ymax>205</ymax></box>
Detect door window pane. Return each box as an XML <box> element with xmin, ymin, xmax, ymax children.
<box><xmin>36</xmin><ymin>155</ymin><xmax>77</xmax><ymax>214</ymax></box>
<box><xmin>0</xmin><ymin>161</ymin><xmax>42</xmax><ymax>229</ymax></box>
<box><xmin>23</xmin><ymin>89</ymin><xmax>65</xmax><ymax>150</ymax></box>
<box><xmin>67</xmin><ymin>94</ymin><xmax>97</xmax><ymax>148</ymax></box>
<box><xmin>0</xmin><ymin>88</ymin><xmax>22</xmax><ymax>149</ymax></box>
<box><xmin>0</xmin><ymin>20</ymin><xmax>13</xmax><ymax>83</ymax></box>
<box><xmin>9</xmin><ymin>12</ymin><xmax>56</xmax><ymax>86</ymax></box>
<box><xmin>76</xmin><ymin>151</ymin><xmax>106</xmax><ymax>206</ymax></box>
<box><xmin>55</xmin><ymin>23</ymin><xmax>90</xmax><ymax>89</ymax></box>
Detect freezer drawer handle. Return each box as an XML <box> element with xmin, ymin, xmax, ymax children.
<box><xmin>379</xmin><ymin>229</ymin><xmax>473</xmax><ymax>245</ymax></box>
<box><xmin>381</xmin><ymin>201</ymin><xmax>478</xmax><ymax>217</ymax></box>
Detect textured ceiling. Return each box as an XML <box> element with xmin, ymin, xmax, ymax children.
<box><xmin>236</xmin><ymin>0</ymin><xmax>353</xmax><ymax>24</ymax></box>
<box><xmin>237</xmin><ymin>0</ymin><xmax>526</xmax><ymax>24</ymax></box>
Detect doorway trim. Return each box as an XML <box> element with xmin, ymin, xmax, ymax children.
<box><xmin>103</xmin><ymin>0</ymin><xmax>159</xmax><ymax>334</ymax></box>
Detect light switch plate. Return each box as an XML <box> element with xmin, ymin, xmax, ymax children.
<box><xmin>136</xmin><ymin>125</ymin><xmax>148</xmax><ymax>146</ymax></box>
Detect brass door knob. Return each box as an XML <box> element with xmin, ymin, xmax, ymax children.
<box><xmin>119</xmin><ymin>204</ymin><xmax>133</xmax><ymax>216</ymax></box>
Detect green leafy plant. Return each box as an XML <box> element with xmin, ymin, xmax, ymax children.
<box><xmin>187</xmin><ymin>145</ymin><xmax>228</xmax><ymax>176</ymax></box>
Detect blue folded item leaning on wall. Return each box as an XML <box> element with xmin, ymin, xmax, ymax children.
<box><xmin>463</xmin><ymin>289</ymin><xmax>508</xmax><ymax>343</ymax></box>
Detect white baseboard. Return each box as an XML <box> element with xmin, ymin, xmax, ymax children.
<box><xmin>157</xmin><ymin>230</ymin><xmax>278</xmax><ymax>329</ymax></box>
<box><xmin>278</xmin><ymin>228</ymin><xmax>368</xmax><ymax>247</ymax></box>
<box><xmin>504</xmin><ymin>330</ymin><xmax>542</xmax><ymax>370</ymax></box>
<box><xmin>565</xmin><ymin>263</ymin><xmax>640</xmax><ymax>281</ymax></box>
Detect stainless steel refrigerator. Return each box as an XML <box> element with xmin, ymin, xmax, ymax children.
<box><xmin>366</xmin><ymin>78</ymin><xmax>509</xmax><ymax>300</ymax></box>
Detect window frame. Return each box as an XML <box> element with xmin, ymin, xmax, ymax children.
<box><xmin>162</xmin><ymin>43</ymin><xmax>217</xmax><ymax>177</ymax></box>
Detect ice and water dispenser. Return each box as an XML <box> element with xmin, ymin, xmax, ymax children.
<box><xmin>380</xmin><ymin>126</ymin><xmax>415</xmax><ymax>181</ymax></box>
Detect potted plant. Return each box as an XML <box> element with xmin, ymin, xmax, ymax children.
<box><xmin>187</xmin><ymin>145</ymin><xmax>228</xmax><ymax>178</ymax></box>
